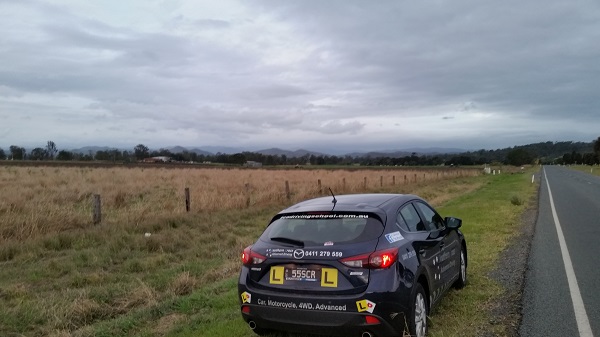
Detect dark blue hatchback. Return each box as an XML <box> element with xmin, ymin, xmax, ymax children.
<box><xmin>239</xmin><ymin>193</ymin><xmax>467</xmax><ymax>337</ymax></box>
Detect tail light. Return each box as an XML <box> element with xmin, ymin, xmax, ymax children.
<box><xmin>340</xmin><ymin>248</ymin><xmax>398</xmax><ymax>269</ymax></box>
<box><xmin>242</xmin><ymin>246</ymin><xmax>267</xmax><ymax>265</ymax></box>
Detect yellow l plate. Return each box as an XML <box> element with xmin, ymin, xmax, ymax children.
<box><xmin>269</xmin><ymin>266</ymin><xmax>285</xmax><ymax>284</ymax></box>
<box><xmin>321</xmin><ymin>268</ymin><xmax>338</xmax><ymax>287</ymax></box>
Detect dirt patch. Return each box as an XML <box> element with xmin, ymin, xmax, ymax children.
<box><xmin>483</xmin><ymin>189</ymin><xmax>539</xmax><ymax>336</ymax></box>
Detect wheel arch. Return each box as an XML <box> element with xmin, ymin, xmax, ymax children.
<box><xmin>416</xmin><ymin>273</ymin><xmax>430</xmax><ymax>308</ymax></box>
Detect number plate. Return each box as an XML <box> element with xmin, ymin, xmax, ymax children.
<box><xmin>269</xmin><ymin>266</ymin><xmax>338</xmax><ymax>288</ymax></box>
<box><xmin>286</xmin><ymin>267</ymin><xmax>318</xmax><ymax>282</ymax></box>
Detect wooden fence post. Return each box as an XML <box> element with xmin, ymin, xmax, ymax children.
<box><xmin>318</xmin><ymin>179</ymin><xmax>322</xmax><ymax>194</ymax></box>
<box><xmin>364</xmin><ymin>177</ymin><xmax>367</xmax><ymax>189</ymax></box>
<box><xmin>245</xmin><ymin>183</ymin><xmax>251</xmax><ymax>207</ymax></box>
<box><xmin>414</xmin><ymin>173</ymin><xmax>417</xmax><ymax>182</ymax></box>
<box><xmin>380</xmin><ymin>176</ymin><xmax>383</xmax><ymax>187</ymax></box>
<box><xmin>285</xmin><ymin>181</ymin><xmax>291</xmax><ymax>200</ymax></box>
<box><xmin>404</xmin><ymin>175</ymin><xmax>407</xmax><ymax>184</ymax></box>
<box><xmin>343</xmin><ymin>178</ymin><xmax>346</xmax><ymax>191</ymax></box>
<box><xmin>392</xmin><ymin>175</ymin><xmax>396</xmax><ymax>186</ymax></box>
<box><xmin>185</xmin><ymin>187</ymin><xmax>190</xmax><ymax>212</ymax></box>
<box><xmin>93</xmin><ymin>194</ymin><xmax>101</xmax><ymax>224</ymax></box>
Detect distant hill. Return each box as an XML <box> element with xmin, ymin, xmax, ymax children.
<box><xmin>166</xmin><ymin>146</ymin><xmax>213</xmax><ymax>156</ymax></box>
<box><xmin>345</xmin><ymin>150</ymin><xmax>413</xmax><ymax>158</ymax></box>
<box><xmin>345</xmin><ymin>147</ymin><xmax>465</xmax><ymax>158</ymax></box>
<box><xmin>194</xmin><ymin>146</ymin><xmax>242</xmax><ymax>154</ymax></box>
<box><xmin>66</xmin><ymin>141</ymin><xmax>595</xmax><ymax>163</ymax></box>
<box><xmin>71</xmin><ymin>146</ymin><xmax>114</xmax><ymax>154</ymax></box>
<box><xmin>256</xmin><ymin>148</ymin><xmax>326</xmax><ymax>158</ymax></box>
<box><xmin>401</xmin><ymin>147</ymin><xmax>466</xmax><ymax>154</ymax></box>
<box><xmin>463</xmin><ymin>141</ymin><xmax>593</xmax><ymax>162</ymax></box>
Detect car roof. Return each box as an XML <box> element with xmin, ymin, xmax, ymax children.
<box><xmin>279</xmin><ymin>193</ymin><xmax>421</xmax><ymax>214</ymax></box>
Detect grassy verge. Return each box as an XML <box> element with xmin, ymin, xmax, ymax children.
<box><xmin>0</xmin><ymin>168</ymin><xmax>538</xmax><ymax>337</ymax></box>
<box><xmin>171</xmin><ymin>169</ymin><xmax>539</xmax><ymax>337</ymax></box>
<box><xmin>427</xmin><ymin>168</ymin><xmax>539</xmax><ymax>337</ymax></box>
<box><xmin>569</xmin><ymin>165</ymin><xmax>600</xmax><ymax>176</ymax></box>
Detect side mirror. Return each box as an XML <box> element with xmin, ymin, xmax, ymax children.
<box><xmin>445</xmin><ymin>217</ymin><xmax>462</xmax><ymax>229</ymax></box>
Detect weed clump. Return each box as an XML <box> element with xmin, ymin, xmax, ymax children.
<box><xmin>510</xmin><ymin>195</ymin><xmax>524</xmax><ymax>206</ymax></box>
<box><xmin>0</xmin><ymin>243</ymin><xmax>19</xmax><ymax>261</ymax></box>
<box><xmin>171</xmin><ymin>271</ymin><xmax>197</xmax><ymax>296</ymax></box>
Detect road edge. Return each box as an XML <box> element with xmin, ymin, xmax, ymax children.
<box><xmin>484</xmin><ymin>178</ymin><xmax>540</xmax><ymax>336</ymax></box>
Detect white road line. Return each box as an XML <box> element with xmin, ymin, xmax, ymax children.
<box><xmin>544</xmin><ymin>168</ymin><xmax>594</xmax><ymax>337</ymax></box>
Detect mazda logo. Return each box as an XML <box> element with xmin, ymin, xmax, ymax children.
<box><xmin>293</xmin><ymin>249</ymin><xmax>304</xmax><ymax>259</ymax></box>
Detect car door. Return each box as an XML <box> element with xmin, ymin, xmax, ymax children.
<box><xmin>398</xmin><ymin>203</ymin><xmax>444</xmax><ymax>300</ymax></box>
<box><xmin>414</xmin><ymin>202</ymin><xmax>461</xmax><ymax>294</ymax></box>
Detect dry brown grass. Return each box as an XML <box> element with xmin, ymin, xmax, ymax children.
<box><xmin>170</xmin><ymin>271</ymin><xmax>197</xmax><ymax>296</ymax></box>
<box><xmin>0</xmin><ymin>163</ymin><xmax>488</xmax><ymax>337</ymax></box>
<box><xmin>0</xmin><ymin>165</ymin><xmax>479</xmax><ymax>243</ymax></box>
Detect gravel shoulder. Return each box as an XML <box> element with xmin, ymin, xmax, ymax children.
<box><xmin>484</xmin><ymin>186</ymin><xmax>540</xmax><ymax>337</ymax></box>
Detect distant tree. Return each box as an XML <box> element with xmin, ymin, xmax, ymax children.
<box><xmin>134</xmin><ymin>144</ymin><xmax>150</xmax><ymax>160</ymax></box>
<box><xmin>9</xmin><ymin>145</ymin><xmax>26</xmax><ymax>160</ymax></box>
<box><xmin>46</xmin><ymin>141</ymin><xmax>58</xmax><ymax>160</ymax></box>
<box><xmin>0</xmin><ymin>147</ymin><xmax>5</xmax><ymax>160</ymax></box>
<box><xmin>151</xmin><ymin>148</ymin><xmax>173</xmax><ymax>157</ymax></box>
<box><xmin>230</xmin><ymin>153</ymin><xmax>246</xmax><ymax>165</ymax></box>
<box><xmin>30</xmin><ymin>147</ymin><xmax>47</xmax><ymax>160</ymax></box>
<box><xmin>570</xmin><ymin>151</ymin><xmax>583</xmax><ymax>165</ymax></box>
<box><xmin>56</xmin><ymin>150</ymin><xmax>74</xmax><ymax>161</ymax></box>
<box><xmin>506</xmin><ymin>148</ymin><xmax>533</xmax><ymax>166</ymax></box>
<box><xmin>594</xmin><ymin>137</ymin><xmax>600</xmax><ymax>162</ymax></box>
<box><xmin>448</xmin><ymin>156</ymin><xmax>474</xmax><ymax>166</ymax></box>
<box><xmin>95</xmin><ymin>150</ymin><xmax>111</xmax><ymax>161</ymax></box>
<box><xmin>121</xmin><ymin>150</ymin><xmax>132</xmax><ymax>163</ymax></box>
<box><xmin>582</xmin><ymin>153</ymin><xmax>597</xmax><ymax>166</ymax></box>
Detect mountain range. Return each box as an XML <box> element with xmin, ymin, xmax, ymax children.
<box><xmin>69</xmin><ymin>146</ymin><xmax>467</xmax><ymax>158</ymax></box>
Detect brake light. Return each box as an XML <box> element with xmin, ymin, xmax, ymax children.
<box><xmin>340</xmin><ymin>248</ymin><xmax>398</xmax><ymax>269</ymax></box>
<box><xmin>242</xmin><ymin>246</ymin><xmax>267</xmax><ymax>265</ymax></box>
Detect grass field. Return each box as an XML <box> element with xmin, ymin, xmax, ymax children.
<box><xmin>0</xmin><ymin>164</ymin><xmax>535</xmax><ymax>337</ymax></box>
<box><xmin>569</xmin><ymin>164</ymin><xmax>600</xmax><ymax>176</ymax></box>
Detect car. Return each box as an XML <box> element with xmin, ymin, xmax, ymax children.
<box><xmin>238</xmin><ymin>193</ymin><xmax>467</xmax><ymax>337</ymax></box>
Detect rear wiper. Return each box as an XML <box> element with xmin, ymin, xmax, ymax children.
<box><xmin>270</xmin><ymin>237</ymin><xmax>305</xmax><ymax>247</ymax></box>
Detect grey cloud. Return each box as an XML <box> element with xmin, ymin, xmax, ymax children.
<box><xmin>1</xmin><ymin>0</ymin><xmax>599</xmax><ymax>151</ymax></box>
<box><xmin>316</xmin><ymin>120</ymin><xmax>365</xmax><ymax>135</ymax></box>
<box><xmin>237</xmin><ymin>85</ymin><xmax>310</xmax><ymax>101</ymax></box>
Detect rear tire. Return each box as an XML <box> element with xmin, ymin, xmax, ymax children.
<box><xmin>408</xmin><ymin>283</ymin><xmax>428</xmax><ymax>337</ymax></box>
<box><xmin>453</xmin><ymin>247</ymin><xmax>467</xmax><ymax>289</ymax></box>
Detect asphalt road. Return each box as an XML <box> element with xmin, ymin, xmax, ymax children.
<box><xmin>520</xmin><ymin>166</ymin><xmax>599</xmax><ymax>337</ymax></box>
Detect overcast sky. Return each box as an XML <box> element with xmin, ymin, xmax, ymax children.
<box><xmin>1</xmin><ymin>0</ymin><xmax>599</xmax><ymax>154</ymax></box>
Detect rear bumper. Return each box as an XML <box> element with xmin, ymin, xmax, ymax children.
<box><xmin>242</xmin><ymin>304</ymin><xmax>401</xmax><ymax>337</ymax></box>
<box><xmin>238</xmin><ymin>287</ymin><xmax>408</xmax><ymax>337</ymax></box>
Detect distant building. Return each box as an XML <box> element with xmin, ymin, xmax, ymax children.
<box><xmin>244</xmin><ymin>161</ymin><xmax>262</xmax><ymax>168</ymax></box>
<box><xmin>142</xmin><ymin>156</ymin><xmax>172</xmax><ymax>163</ymax></box>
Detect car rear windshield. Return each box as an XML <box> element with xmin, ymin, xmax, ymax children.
<box><xmin>261</xmin><ymin>213</ymin><xmax>384</xmax><ymax>246</ymax></box>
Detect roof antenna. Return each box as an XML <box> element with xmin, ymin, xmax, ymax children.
<box><xmin>329</xmin><ymin>187</ymin><xmax>337</xmax><ymax>207</ymax></box>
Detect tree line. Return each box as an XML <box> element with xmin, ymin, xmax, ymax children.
<box><xmin>1</xmin><ymin>138</ymin><xmax>599</xmax><ymax>166</ymax></box>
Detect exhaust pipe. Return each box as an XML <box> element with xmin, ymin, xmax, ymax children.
<box><xmin>248</xmin><ymin>321</ymin><xmax>257</xmax><ymax>330</ymax></box>
<box><xmin>362</xmin><ymin>332</ymin><xmax>374</xmax><ymax>337</ymax></box>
